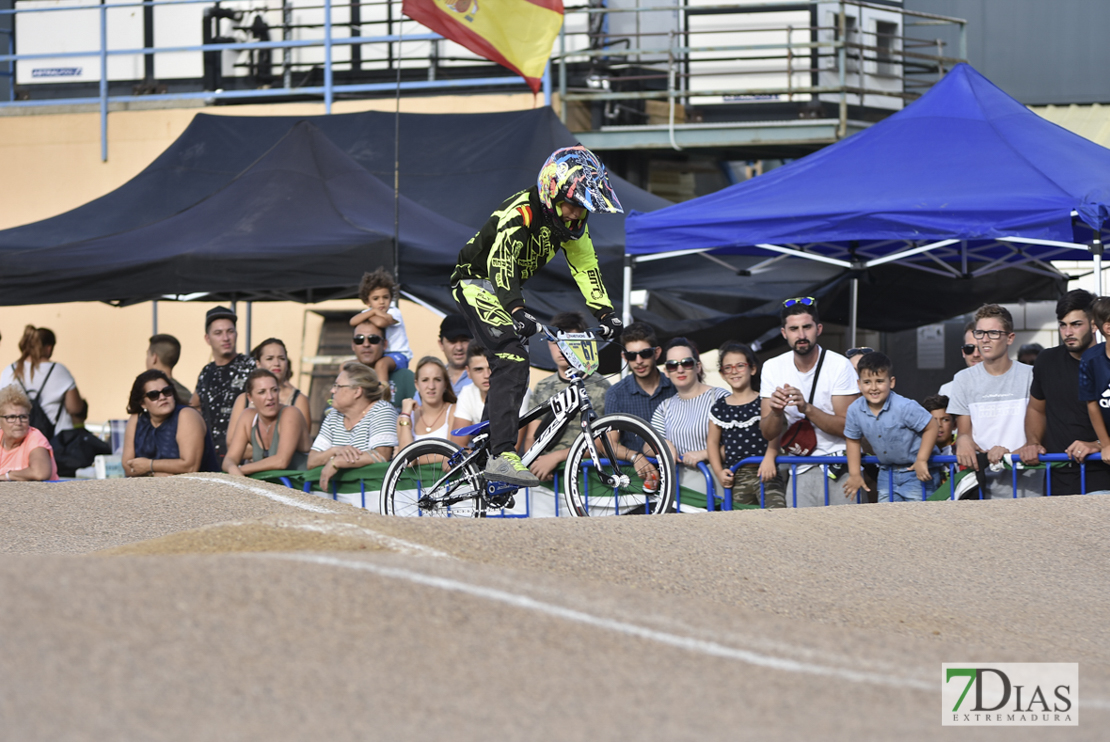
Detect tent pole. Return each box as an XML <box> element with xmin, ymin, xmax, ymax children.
<box><xmin>246</xmin><ymin>301</ymin><xmax>253</xmax><ymax>352</ymax></box>
<box><xmin>392</xmin><ymin>11</ymin><xmax>404</xmax><ymax>283</ymax></box>
<box><xmin>849</xmin><ymin>276</ymin><xmax>858</xmax><ymax>348</ymax></box>
<box><xmin>622</xmin><ymin>254</ymin><xmax>633</xmax><ymax>380</ymax></box>
<box><xmin>1096</xmin><ymin>253</ymin><xmax>1104</xmax><ymax>297</ymax></box>
<box><xmin>324</xmin><ymin>0</ymin><xmax>332</xmax><ymax>113</ymax></box>
<box><xmin>152</xmin><ymin>300</ymin><xmax>158</xmax><ymax>335</ymax></box>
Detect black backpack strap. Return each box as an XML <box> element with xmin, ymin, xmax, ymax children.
<box><xmin>807</xmin><ymin>349</ymin><xmax>827</xmax><ymax>404</ymax></box>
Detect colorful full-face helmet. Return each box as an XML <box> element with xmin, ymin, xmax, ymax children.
<box><xmin>536</xmin><ymin>146</ymin><xmax>623</xmax><ymax>240</ymax></box>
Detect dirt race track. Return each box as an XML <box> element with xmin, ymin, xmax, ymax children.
<box><xmin>0</xmin><ymin>473</ymin><xmax>1106</xmax><ymax>740</ymax></box>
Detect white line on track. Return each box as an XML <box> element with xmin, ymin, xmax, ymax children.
<box><xmin>273</xmin><ymin>553</ymin><xmax>935</xmax><ymax>690</ymax></box>
<box><xmin>281</xmin><ymin>521</ymin><xmax>453</xmax><ymax>559</ymax></box>
<box><xmin>177</xmin><ymin>475</ymin><xmax>335</xmax><ymax>514</ymax></box>
<box><xmin>177</xmin><ymin>476</ymin><xmax>452</xmax><ymax>558</ymax></box>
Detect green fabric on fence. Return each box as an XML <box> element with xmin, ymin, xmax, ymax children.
<box><xmin>250</xmin><ymin>463</ymin><xmax>392</xmax><ymax>496</ymax></box>
<box><xmin>251</xmin><ymin>462</ymin><xmax>754</xmax><ymax>512</ymax></box>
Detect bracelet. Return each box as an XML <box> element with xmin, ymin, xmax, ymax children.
<box><xmin>398</xmin><ymin>413</ymin><xmax>411</xmax><ymax>420</ymax></box>
<box><xmin>398</xmin><ymin>418</ymin><xmax>411</xmax><ymax>427</ymax></box>
<box><xmin>149</xmin><ymin>459</ymin><xmax>155</xmax><ymax>476</ymax></box>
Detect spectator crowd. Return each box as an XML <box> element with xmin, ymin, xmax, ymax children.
<box><xmin>2</xmin><ymin>266</ymin><xmax>1108</xmax><ymax>507</ymax></box>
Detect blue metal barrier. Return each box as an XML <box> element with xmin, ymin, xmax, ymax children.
<box><xmin>271</xmin><ymin>451</ymin><xmax>1106</xmax><ymax>515</ymax></box>
<box><xmin>722</xmin><ymin>452</ymin><xmax>1106</xmax><ymax>508</ymax></box>
<box><xmin>695</xmin><ymin>461</ymin><xmax>718</xmax><ymax>511</ymax></box>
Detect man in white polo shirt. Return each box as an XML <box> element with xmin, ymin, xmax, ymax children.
<box><xmin>759</xmin><ymin>297</ymin><xmax>860</xmax><ymax>507</ymax></box>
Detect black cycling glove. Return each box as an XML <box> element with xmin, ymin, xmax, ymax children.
<box><xmin>597</xmin><ymin>312</ymin><xmax>623</xmax><ymax>340</ymax></box>
<box><xmin>512</xmin><ymin>308</ymin><xmax>541</xmax><ymax>339</ymax></box>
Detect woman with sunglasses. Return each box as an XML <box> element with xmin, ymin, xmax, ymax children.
<box><xmin>0</xmin><ymin>384</ymin><xmax>58</xmax><ymax>481</ymax></box>
<box><xmin>122</xmin><ymin>369</ymin><xmax>219</xmax><ymax>477</ymax></box>
<box><xmin>227</xmin><ymin>338</ymin><xmax>312</xmax><ymax>452</ymax></box>
<box><xmin>223</xmin><ymin>369</ymin><xmax>310</xmax><ymax>477</ymax></box>
<box><xmin>650</xmin><ymin>338</ymin><xmax>728</xmax><ymax>474</ymax></box>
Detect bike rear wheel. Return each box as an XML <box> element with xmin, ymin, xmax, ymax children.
<box><xmin>379</xmin><ymin>439</ymin><xmax>487</xmax><ymax>517</ymax></box>
<box><xmin>562</xmin><ymin>413</ymin><xmax>676</xmax><ymax>516</ymax></box>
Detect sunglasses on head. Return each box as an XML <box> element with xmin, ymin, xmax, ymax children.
<box><xmin>144</xmin><ymin>385</ymin><xmax>175</xmax><ymax>402</ymax></box>
<box><xmin>664</xmin><ymin>357</ymin><xmax>697</xmax><ymax>371</ymax></box>
<box><xmin>845</xmin><ymin>347</ymin><xmax>875</xmax><ymax>359</ymax></box>
<box><xmin>623</xmin><ymin>348</ymin><xmax>657</xmax><ymax>362</ymax></box>
<box><xmin>353</xmin><ymin>334</ymin><xmax>383</xmax><ymax>346</ymax></box>
<box><xmin>782</xmin><ymin>296</ymin><xmax>816</xmax><ymax>308</ymax></box>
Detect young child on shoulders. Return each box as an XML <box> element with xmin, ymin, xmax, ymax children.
<box><xmin>707</xmin><ymin>341</ymin><xmax>786</xmax><ymax>508</ymax></box>
<box><xmin>349</xmin><ymin>268</ymin><xmax>412</xmax><ymax>383</ymax></box>
<box><xmin>843</xmin><ymin>352</ymin><xmax>939</xmax><ymax>502</ymax></box>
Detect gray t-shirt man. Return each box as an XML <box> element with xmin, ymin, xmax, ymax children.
<box><xmin>947</xmin><ymin>361</ymin><xmax>1036</xmax><ymax>498</ymax></box>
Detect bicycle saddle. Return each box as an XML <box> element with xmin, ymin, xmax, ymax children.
<box><xmin>451</xmin><ymin>420</ymin><xmax>489</xmax><ymax>437</ymax></box>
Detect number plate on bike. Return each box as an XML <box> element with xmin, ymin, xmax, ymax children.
<box><xmin>556</xmin><ymin>332</ymin><xmax>599</xmax><ymax>377</ymax></box>
<box><xmin>549</xmin><ymin>384</ymin><xmax>581</xmax><ymax>417</ymax></box>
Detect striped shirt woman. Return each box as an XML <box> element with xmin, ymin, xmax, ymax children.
<box><xmin>312</xmin><ymin>402</ymin><xmax>398</xmax><ymax>454</ymax></box>
<box><xmin>650</xmin><ymin>337</ymin><xmax>728</xmax><ymax>465</ymax></box>
<box><xmin>651</xmin><ymin>387</ymin><xmax>729</xmax><ymax>459</ymax></box>
<box><xmin>308</xmin><ymin>361</ymin><xmax>399</xmax><ymax>499</ymax></box>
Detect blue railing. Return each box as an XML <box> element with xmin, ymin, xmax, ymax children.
<box><xmin>720</xmin><ymin>453</ymin><xmax>1106</xmax><ymax>508</ymax></box>
<box><xmin>0</xmin><ymin>0</ymin><xmax>534</xmax><ymax>161</ymax></box>
<box><xmin>275</xmin><ymin>451</ymin><xmax>1105</xmax><ymax>515</ymax></box>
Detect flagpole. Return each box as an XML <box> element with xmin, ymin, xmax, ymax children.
<box><xmin>393</xmin><ymin>2</ymin><xmax>404</xmax><ymax>285</ymax></box>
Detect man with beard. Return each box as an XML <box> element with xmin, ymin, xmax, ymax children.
<box><xmin>759</xmin><ymin>297</ymin><xmax>859</xmax><ymax>507</ymax></box>
<box><xmin>1017</xmin><ymin>290</ymin><xmax>1110</xmax><ymax>494</ymax></box>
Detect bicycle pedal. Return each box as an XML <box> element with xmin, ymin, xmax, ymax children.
<box><xmin>484</xmin><ymin>481</ymin><xmax>519</xmax><ymax>509</ymax></box>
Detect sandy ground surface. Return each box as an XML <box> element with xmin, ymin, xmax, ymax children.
<box><xmin>0</xmin><ymin>473</ymin><xmax>1106</xmax><ymax>740</ymax></box>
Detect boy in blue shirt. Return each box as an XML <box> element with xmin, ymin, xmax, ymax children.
<box><xmin>842</xmin><ymin>352</ymin><xmax>939</xmax><ymax>502</ymax></box>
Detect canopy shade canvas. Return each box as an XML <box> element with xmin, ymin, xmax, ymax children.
<box><xmin>625</xmin><ymin>64</ymin><xmax>1110</xmax><ymax>282</ymax></box>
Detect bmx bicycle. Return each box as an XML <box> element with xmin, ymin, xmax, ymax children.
<box><xmin>379</xmin><ymin>324</ymin><xmax>676</xmax><ymax>517</ymax></box>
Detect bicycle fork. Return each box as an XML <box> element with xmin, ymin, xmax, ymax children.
<box><xmin>580</xmin><ymin>415</ymin><xmax>630</xmax><ymax>488</ymax></box>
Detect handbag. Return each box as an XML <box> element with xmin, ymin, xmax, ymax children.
<box><xmin>51</xmin><ymin>427</ymin><xmax>112</xmax><ymax>478</ymax></box>
<box><xmin>779</xmin><ymin>349</ymin><xmax>826</xmax><ymax>457</ymax></box>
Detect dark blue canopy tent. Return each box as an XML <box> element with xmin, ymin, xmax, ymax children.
<box><xmin>625</xmin><ymin>64</ymin><xmax>1108</xmax><ymax>343</ymax></box>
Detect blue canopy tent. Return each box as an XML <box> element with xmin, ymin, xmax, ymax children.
<box><xmin>624</xmin><ymin>64</ymin><xmax>1110</xmax><ymax>343</ymax></box>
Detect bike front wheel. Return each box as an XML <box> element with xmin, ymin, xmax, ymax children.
<box><xmin>562</xmin><ymin>413</ymin><xmax>676</xmax><ymax>516</ymax></box>
<box><xmin>379</xmin><ymin>439</ymin><xmax>487</xmax><ymax>517</ymax></box>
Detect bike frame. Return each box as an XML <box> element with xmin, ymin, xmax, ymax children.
<box><xmin>419</xmin><ymin>327</ymin><xmax>628</xmax><ymax>502</ymax></box>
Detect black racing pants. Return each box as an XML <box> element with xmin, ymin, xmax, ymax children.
<box><xmin>452</xmin><ymin>280</ymin><xmax>530</xmax><ymax>457</ymax></box>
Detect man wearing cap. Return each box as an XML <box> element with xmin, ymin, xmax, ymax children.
<box><xmin>351</xmin><ymin>319</ymin><xmax>415</xmax><ymax>410</ymax></box>
<box><xmin>438</xmin><ymin>314</ymin><xmax>474</xmax><ymax>397</ymax></box>
<box><xmin>190</xmin><ymin>306</ymin><xmax>255</xmax><ymax>460</ymax></box>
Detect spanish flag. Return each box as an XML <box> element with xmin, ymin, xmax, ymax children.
<box><xmin>403</xmin><ymin>0</ymin><xmax>563</xmax><ymax>94</ymax></box>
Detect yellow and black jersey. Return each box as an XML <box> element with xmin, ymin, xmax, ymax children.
<box><xmin>451</xmin><ymin>186</ymin><xmax>614</xmax><ymax>319</ymax></box>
